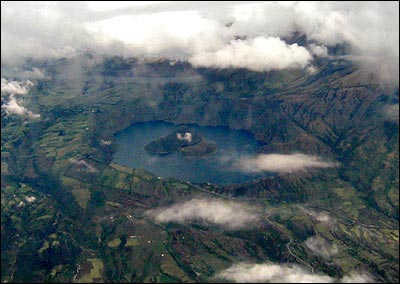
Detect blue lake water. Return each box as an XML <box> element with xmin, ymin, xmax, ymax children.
<box><xmin>112</xmin><ymin>121</ymin><xmax>268</xmax><ymax>185</ymax></box>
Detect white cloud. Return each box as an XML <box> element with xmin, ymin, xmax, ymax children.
<box><xmin>301</xmin><ymin>208</ymin><xmax>336</xmax><ymax>226</ymax></box>
<box><xmin>2</xmin><ymin>97</ymin><xmax>28</xmax><ymax>115</ymax></box>
<box><xmin>86</xmin><ymin>1</ymin><xmax>166</xmax><ymax>12</ymax></box>
<box><xmin>1</xmin><ymin>78</ymin><xmax>31</xmax><ymax>95</ymax></box>
<box><xmin>2</xmin><ymin>68</ymin><xmax>48</xmax><ymax>80</ymax></box>
<box><xmin>86</xmin><ymin>10</ymin><xmax>225</xmax><ymax>59</ymax></box>
<box><xmin>340</xmin><ymin>272</ymin><xmax>375</xmax><ymax>283</ymax></box>
<box><xmin>2</xmin><ymin>2</ymin><xmax>82</xmax><ymax>65</ymax></box>
<box><xmin>2</xmin><ymin>97</ymin><xmax>41</xmax><ymax>118</ymax></box>
<box><xmin>230</xmin><ymin>2</ymin><xmax>297</xmax><ymax>39</ymax></box>
<box><xmin>383</xmin><ymin>104</ymin><xmax>399</xmax><ymax>123</ymax></box>
<box><xmin>308</xmin><ymin>44</ymin><xmax>329</xmax><ymax>58</ymax></box>
<box><xmin>216</xmin><ymin>263</ymin><xmax>334</xmax><ymax>283</ymax></box>
<box><xmin>190</xmin><ymin>37</ymin><xmax>312</xmax><ymax>71</ymax></box>
<box><xmin>1</xmin><ymin>2</ymin><xmax>398</xmax><ymax>84</ymax></box>
<box><xmin>225</xmin><ymin>153</ymin><xmax>337</xmax><ymax>173</ymax></box>
<box><xmin>177</xmin><ymin>132</ymin><xmax>192</xmax><ymax>143</ymax></box>
<box><xmin>217</xmin><ymin>263</ymin><xmax>375</xmax><ymax>283</ymax></box>
<box><xmin>70</xmin><ymin>159</ymin><xmax>98</xmax><ymax>173</ymax></box>
<box><xmin>305</xmin><ymin>236</ymin><xmax>338</xmax><ymax>259</ymax></box>
<box><xmin>25</xmin><ymin>196</ymin><xmax>37</xmax><ymax>203</ymax></box>
<box><xmin>230</xmin><ymin>1</ymin><xmax>399</xmax><ymax>85</ymax></box>
<box><xmin>146</xmin><ymin>198</ymin><xmax>259</xmax><ymax>230</ymax></box>
<box><xmin>1</xmin><ymin>78</ymin><xmax>40</xmax><ymax>118</ymax></box>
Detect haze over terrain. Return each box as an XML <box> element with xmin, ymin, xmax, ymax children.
<box><xmin>1</xmin><ymin>1</ymin><xmax>399</xmax><ymax>283</ymax></box>
<box><xmin>2</xmin><ymin>1</ymin><xmax>399</xmax><ymax>85</ymax></box>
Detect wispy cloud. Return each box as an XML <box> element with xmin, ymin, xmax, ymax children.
<box><xmin>1</xmin><ymin>78</ymin><xmax>40</xmax><ymax>119</ymax></box>
<box><xmin>221</xmin><ymin>153</ymin><xmax>338</xmax><ymax>174</ymax></box>
<box><xmin>217</xmin><ymin>262</ymin><xmax>375</xmax><ymax>283</ymax></box>
<box><xmin>308</xmin><ymin>43</ymin><xmax>329</xmax><ymax>58</ymax></box>
<box><xmin>146</xmin><ymin>198</ymin><xmax>259</xmax><ymax>230</ymax></box>
<box><xmin>304</xmin><ymin>236</ymin><xmax>338</xmax><ymax>259</ymax></box>
<box><xmin>216</xmin><ymin>263</ymin><xmax>333</xmax><ymax>283</ymax></box>
<box><xmin>1</xmin><ymin>2</ymin><xmax>398</xmax><ymax>85</ymax></box>
<box><xmin>2</xmin><ymin>97</ymin><xmax>39</xmax><ymax>118</ymax></box>
<box><xmin>383</xmin><ymin>104</ymin><xmax>399</xmax><ymax>123</ymax></box>
<box><xmin>1</xmin><ymin>67</ymin><xmax>47</xmax><ymax>80</ymax></box>
<box><xmin>70</xmin><ymin>159</ymin><xmax>98</xmax><ymax>173</ymax></box>
<box><xmin>25</xmin><ymin>196</ymin><xmax>37</xmax><ymax>203</ymax></box>
<box><xmin>176</xmin><ymin>132</ymin><xmax>192</xmax><ymax>143</ymax></box>
<box><xmin>340</xmin><ymin>272</ymin><xmax>375</xmax><ymax>283</ymax></box>
<box><xmin>301</xmin><ymin>208</ymin><xmax>336</xmax><ymax>226</ymax></box>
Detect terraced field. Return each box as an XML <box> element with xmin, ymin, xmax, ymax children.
<box><xmin>1</xmin><ymin>56</ymin><xmax>398</xmax><ymax>282</ymax></box>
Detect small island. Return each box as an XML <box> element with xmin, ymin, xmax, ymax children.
<box><xmin>144</xmin><ymin>126</ymin><xmax>216</xmax><ymax>157</ymax></box>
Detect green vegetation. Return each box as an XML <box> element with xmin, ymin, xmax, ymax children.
<box><xmin>77</xmin><ymin>258</ymin><xmax>104</xmax><ymax>283</ymax></box>
<box><xmin>107</xmin><ymin>238</ymin><xmax>121</xmax><ymax>248</ymax></box>
<box><xmin>1</xmin><ymin>56</ymin><xmax>398</xmax><ymax>283</ymax></box>
<box><xmin>144</xmin><ymin>126</ymin><xmax>216</xmax><ymax>157</ymax></box>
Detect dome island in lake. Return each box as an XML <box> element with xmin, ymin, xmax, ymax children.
<box><xmin>144</xmin><ymin>126</ymin><xmax>217</xmax><ymax>157</ymax></box>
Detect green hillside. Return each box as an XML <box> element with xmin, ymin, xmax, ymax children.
<box><xmin>1</xmin><ymin>56</ymin><xmax>398</xmax><ymax>283</ymax></box>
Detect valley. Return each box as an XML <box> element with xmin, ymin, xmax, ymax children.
<box><xmin>1</xmin><ymin>55</ymin><xmax>399</xmax><ymax>283</ymax></box>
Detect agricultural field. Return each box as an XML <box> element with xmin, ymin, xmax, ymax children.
<box><xmin>1</xmin><ymin>54</ymin><xmax>398</xmax><ymax>283</ymax></box>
